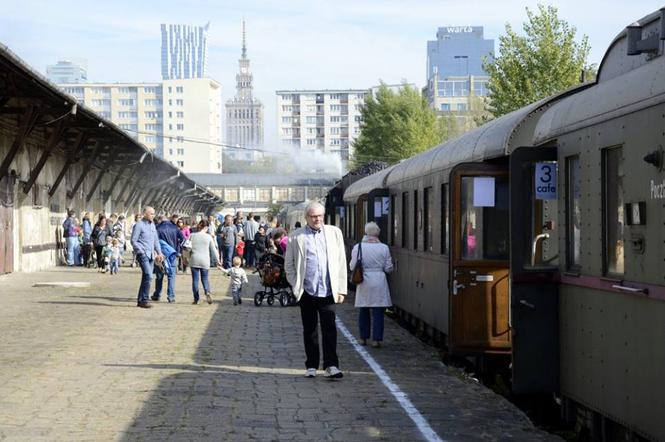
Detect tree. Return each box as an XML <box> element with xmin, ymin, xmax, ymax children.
<box><xmin>266</xmin><ymin>203</ymin><xmax>284</xmax><ymax>220</ymax></box>
<box><xmin>352</xmin><ymin>84</ymin><xmax>443</xmax><ymax>166</ymax></box>
<box><xmin>484</xmin><ymin>4</ymin><xmax>593</xmax><ymax>118</ymax></box>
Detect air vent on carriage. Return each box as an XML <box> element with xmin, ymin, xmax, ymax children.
<box><xmin>626</xmin><ymin>8</ymin><xmax>665</xmax><ymax>56</ymax></box>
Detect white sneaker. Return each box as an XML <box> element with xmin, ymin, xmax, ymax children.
<box><xmin>305</xmin><ymin>368</ymin><xmax>316</xmax><ymax>378</ymax></box>
<box><xmin>324</xmin><ymin>366</ymin><xmax>343</xmax><ymax>379</ymax></box>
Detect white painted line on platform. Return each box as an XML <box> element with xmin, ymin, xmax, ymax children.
<box><xmin>336</xmin><ymin>318</ymin><xmax>445</xmax><ymax>442</ymax></box>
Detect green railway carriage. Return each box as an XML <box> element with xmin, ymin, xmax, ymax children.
<box><xmin>334</xmin><ymin>8</ymin><xmax>665</xmax><ymax>440</ymax></box>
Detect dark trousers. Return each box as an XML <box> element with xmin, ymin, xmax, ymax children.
<box><xmin>358</xmin><ymin>307</ymin><xmax>385</xmax><ymax>341</ymax></box>
<box><xmin>245</xmin><ymin>241</ymin><xmax>256</xmax><ymax>267</ymax></box>
<box><xmin>95</xmin><ymin>245</ymin><xmax>105</xmax><ymax>269</ymax></box>
<box><xmin>299</xmin><ymin>292</ymin><xmax>338</xmax><ymax>370</ymax></box>
<box><xmin>136</xmin><ymin>254</ymin><xmax>154</xmax><ymax>303</ymax></box>
<box><xmin>82</xmin><ymin>243</ymin><xmax>93</xmax><ymax>267</ymax></box>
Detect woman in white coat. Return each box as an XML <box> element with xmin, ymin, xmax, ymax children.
<box><xmin>349</xmin><ymin>222</ymin><xmax>394</xmax><ymax>347</ymax></box>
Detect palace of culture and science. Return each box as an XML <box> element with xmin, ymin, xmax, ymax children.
<box><xmin>225</xmin><ymin>21</ymin><xmax>264</xmax><ymax>160</ymax></box>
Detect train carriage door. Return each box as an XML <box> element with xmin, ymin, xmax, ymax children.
<box><xmin>509</xmin><ymin>147</ymin><xmax>559</xmax><ymax>393</ymax></box>
<box><xmin>450</xmin><ymin>164</ymin><xmax>511</xmax><ymax>354</ymax></box>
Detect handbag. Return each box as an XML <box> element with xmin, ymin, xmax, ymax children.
<box><xmin>350</xmin><ymin>242</ymin><xmax>364</xmax><ymax>284</ymax></box>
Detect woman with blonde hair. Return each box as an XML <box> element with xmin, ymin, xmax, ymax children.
<box><xmin>349</xmin><ymin>222</ymin><xmax>393</xmax><ymax>347</ymax></box>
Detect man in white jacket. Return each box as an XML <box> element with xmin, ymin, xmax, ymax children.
<box><xmin>285</xmin><ymin>201</ymin><xmax>347</xmax><ymax>379</ymax></box>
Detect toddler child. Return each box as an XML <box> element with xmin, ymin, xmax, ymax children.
<box><xmin>220</xmin><ymin>256</ymin><xmax>248</xmax><ymax>305</ymax></box>
<box><xmin>109</xmin><ymin>238</ymin><xmax>122</xmax><ymax>275</ymax></box>
<box><xmin>102</xmin><ymin>237</ymin><xmax>114</xmax><ymax>273</ymax></box>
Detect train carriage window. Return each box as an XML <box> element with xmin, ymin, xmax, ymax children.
<box><xmin>413</xmin><ymin>190</ymin><xmax>419</xmax><ymax>250</ymax></box>
<box><xmin>390</xmin><ymin>194</ymin><xmax>396</xmax><ymax>246</ymax></box>
<box><xmin>460</xmin><ymin>176</ymin><xmax>509</xmax><ymax>261</ymax></box>
<box><xmin>424</xmin><ymin>187</ymin><xmax>433</xmax><ymax>252</ymax></box>
<box><xmin>441</xmin><ymin>183</ymin><xmax>449</xmax><ymax>255</ymax></box>
<box><xmin>350</xmin><ymin>204</ymin><xmax>355</xmax><ymax>241</ymax></box>
<box><xmin>401</xmin><ymin>192</ymin><xmax>408</xmax><ymax>248</ymax></box>
<box><xmin>344</xmin><ymin>205</ymin><xmax>349</xmax><ymax>237</ymax></box>
<box><xmin>566</xmin><ymin>156</ymin><xmax>581</xmax><ymax>269</ymax></box>
<box><xmin>603</xmin><ymin>147</ymin><xmax>625</xmax><ymax>275</ymax></box>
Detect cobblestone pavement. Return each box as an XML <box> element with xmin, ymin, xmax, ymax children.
<box><xmin>0</xmin><ymin>265</ymin><xmax>559</xmax><ymax>441</ymax></box>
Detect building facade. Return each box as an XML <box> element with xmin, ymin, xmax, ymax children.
<box><xmin>59</xmin><ymin>78</ymin><xmax>222</xmax><ymax>174</ymax></box>
<box><xmin>424</xmin><ymin>26</ymin><xmax>493</xmax><ymax>114</ymax></box>
<box><xmin>225</xmin><ymin>21</ymin><xmax>264</xmax><ymax>162</ymax></box>
<box><xmin>161</xmin><ymin>23</ymin><xmax>209</xmax><ymax>80</ymax></box>
<box><xmin>275</xmin><ymin>89</ymin><xmax>367</xmax><ymax>167</ymax></box>
<box><xmin>190</xmin><ymin>173</ymin><xmax>337</xmax><ymax>214</ymax></box>
<box><xmin>46</xmin><ymin>60</ymin><xmax>87</xmax><ymax>84</ymax></box>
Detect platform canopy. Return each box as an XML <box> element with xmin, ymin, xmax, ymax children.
<box><xmin>0</xmin><ymin>43</ymin><xmax>223</xmax><ymax>213</ymax></box>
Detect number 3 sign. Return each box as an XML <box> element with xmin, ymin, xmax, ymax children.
<box><xmin>535</xmin><ymin>163</ymin><xmax>557</xmax><ymax>200</ymax></box>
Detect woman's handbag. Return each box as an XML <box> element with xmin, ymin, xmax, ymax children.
<box><xmin>350</xmin><ymin>242</ymin><xmax>364</xmax><ymax>284</ymax></box>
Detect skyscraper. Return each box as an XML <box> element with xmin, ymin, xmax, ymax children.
<box><xmin>161</xmin><ymin>23</ymin><xmax>209</xmax><ymax>80</ymax></box>
<box><xmin>426</xmin><ymin>26</ymin><xmax>493</xmax><ymax>79</ymax></box>
<box><xmin>225</xmin><ymin>21</ymin><xmax>264</xmax><ymax>159</ymax></box>
<box><xmin>424</xmin><ymin>26</ymin><xmax>494</xmax><ymax>114</ymax></box>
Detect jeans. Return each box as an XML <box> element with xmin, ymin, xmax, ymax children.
<box><xmin>216</xmin><ymin>236</ymin><xmax>224</xmax><ymax>261</ymax></box>
<box><xmin>154</xmin><ymin>254</ymin><xmax>177</xmax><ymax>301</ymax></box>
<box><xmin>191</xmin><ymin>267</ymin><xmax>210</xmax><ymax>302</ymax></box>
<box><xmin>136</xmin><ymin>253</ymin><xmax>154</xmax><ymax>303</ymax></box>
<box><xmin>222</xmin><ymin>245</ymin><xmax>234</xmax><ymax>269</ymax></box>
<box><xmin>299</xmin><ymin>293</ymin><xmax>338</xmax><ymax>370</ymax></box>
<box><xmin>110</xmin><ymin>258</ymin><xmax>119</xmax><ymax>274</ymax></box>
<box><xmin>66</xmin><ymin>237</ymin><xmax>79</xmax><ymax>266</ymax></box>
<box><xmin>232</xmin><ymin>287</ymin><xmax>242</xmax><ymax>303</ymax></box>
<box><xmin>358</xmin><ymin>307</ymin><xmax>385</xmax><ymax>341</ymax></box>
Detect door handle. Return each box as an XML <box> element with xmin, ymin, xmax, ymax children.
<box><xmin>452</xmin><ymin>280</ymin><xmax>466</xmax><ymax>295</ymax></box>
<box><xmin>519</xmin><ymin>299</ymin><xmax>535</xmax><ymax>309</ymax></box>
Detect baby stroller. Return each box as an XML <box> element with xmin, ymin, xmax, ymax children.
<box><xmin>254</xmin><ymin>252</ymin><xmax>297</xmax><ymax>307</ymax></box>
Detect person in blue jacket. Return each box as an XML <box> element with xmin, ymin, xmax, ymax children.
<box><xmin>152</xmin><ymin>214</ymin><xmax>184</xmax><ymax>303</ymax></box>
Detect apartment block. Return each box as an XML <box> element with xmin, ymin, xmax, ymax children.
<box><xmin>60</xmin><ymin>78</ymin><xmax>222</xmax><ymax>174</ymax></box>
<box><xmin>275</xmin><ymin>89</ymin><xmax>367</xmax><ymax>167</ymax></box>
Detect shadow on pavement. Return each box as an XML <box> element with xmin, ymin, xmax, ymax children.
<box><xmin>69</xmin><ymin>295</ymin><xmax>136</xmax><ymax>303</ymax></box>
<box><xmin>117</xmin><ymin>282</ymin><xmax>421</xmax><ymax>442</ymax></box>
<box><xmin>37</xmin><ymin>301</ymin><xmax>136</xmax><ymax>308</ymax></box>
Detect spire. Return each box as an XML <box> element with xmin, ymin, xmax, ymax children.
<box><xmin>241</xmin><ymin>20</ymin><xmax>247</xmax><ymax>59</ymax></box>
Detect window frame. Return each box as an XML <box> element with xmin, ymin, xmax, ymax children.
<box><xmin>441</xmin><ymin>183</ymin><xmax>449</xmax><ymax>255</ymax></box>
<box><xmin>424</xmin><ymin>187</ymin><xmax>433</xmax><ymax>252</ymax></box>
<box><xmin>401</xmin><ymin>192</ymin><xmax>408</xmax><ymax>248</ymax></box>
<box><xmin>390</xmin><ymin>194</ymin><xmax>396</xmax><ymax>246</ymax></box>
<box><xmin>565</xmin><ymin>155</ymin><xmax>581</xmax><ymax>271</ymax></box>
<box><xmin>602</xmin><ymin>146</ymin><xmax>625</xmax><ymax>276</ymax></box>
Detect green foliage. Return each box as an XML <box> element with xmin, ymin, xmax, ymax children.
<box><xmin>484</xmin><ymin>4</ymin><xmax>592</xmax><ymax>117</ymax></box>
<box><xmin>266</xmin><ymin>203</ymin><xmax>284</xmax><ymax>218</ymax></box>
<box><xmin>352</xmin><ymin>83</ymin><xmax>443</xmax><ymax>166</ymax></box>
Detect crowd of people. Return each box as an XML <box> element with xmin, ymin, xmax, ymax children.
<box><xmin>61</xmin><ymin>203</ymin><xmax>395</xmax><ymax>380</ymax></box>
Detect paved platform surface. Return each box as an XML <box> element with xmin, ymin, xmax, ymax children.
<box><xmin>0</xmin><ymin>265</ymin><xmax>558</xmax><ymax>441</ymax></box>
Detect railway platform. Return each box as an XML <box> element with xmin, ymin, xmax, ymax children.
<box><xmin>0</xmin><ymin>266</ymin><xmax>558</xmax><ymax>441</ymax></box>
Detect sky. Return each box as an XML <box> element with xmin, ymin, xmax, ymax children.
<box><xmin>1</xmin><ymin>0</ymin><xmax>663</xmax><ymax>148</ymax></box>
